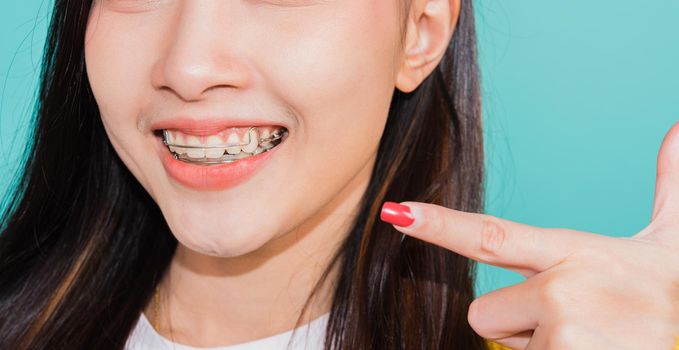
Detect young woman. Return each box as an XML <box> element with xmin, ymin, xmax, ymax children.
<box><xmin>1</xmin><ymin>0</ymin><xmax>678</xmax><ymax>349</ymax></box>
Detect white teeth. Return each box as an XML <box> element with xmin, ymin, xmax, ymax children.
<box><xmin>185</xmin><ymin>136</ymin><xmax>205</xmax><ymax>158</ymax></box>
<box><xmin>205</xmin><ymin>148</ymin><xmax>225</xmax><ymax>158</ymax></box>
<box><xmin>259</xmin><ymin>129</ymin><xmax>271</xmax><ymax>147</ymax></box>
<box><xmin>164</xmin><ymin>126</ymin><xmax>286</xmax><ymax>163</ymax></box>
<box><xmin>187</xmin><ymin>149</ymin><xmax>205</xmax><ymax>158</ymax></box>
<box><xmin>205</xmin><ymin>135</ymin><xmax>223</xmax><ymax>146</ymax></box>
<box><xmin>166</xmin><ymin>132</ymin><xmax>176</xmax><ymax>144</ymax></box>
<box><xmin>203</xmin><ymin>136</ymin><xmax>226</xmax><ymax>158</ymax></box>
<box><xmin>225</xmin><ymin>133</ymin><xmax>242</xmax><ymax>155</ymax></box>
<box><xmin>185</xmin><ymin>135</ymin><xmax>201</xmax><ymax>146</ymax></box>
<box><xmin>242</xmin><ymin>128</ymin><xmax>259</xmax><ymax>153</ymax></box>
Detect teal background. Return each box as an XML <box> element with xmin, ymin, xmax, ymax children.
<box><xmin>1</xmin><ymin>2</ymin><xmax>678</xmax><ymax>296</ymax></box>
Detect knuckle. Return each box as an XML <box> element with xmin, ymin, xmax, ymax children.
<box><xmin>538</xmin><ymin>275</ymin><xmax>571</xmax><ymax>312</ymax></box>
<box><xmin>478</xmin><ymin>217</ymin><xmax>509</xmax><ymax>262</ymax></box>
<box><xmin>547</xmin><ymin>323</ymin><xmax>580</xmax><ymax>348</ymax></box>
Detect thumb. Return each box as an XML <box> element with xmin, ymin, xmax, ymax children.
<box><xmin>648</xmin><ymin>121</ymin><xmax>679</xmax><ymax>229</ymax></box>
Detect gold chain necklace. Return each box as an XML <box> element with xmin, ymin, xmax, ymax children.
<box><xmin>152</xmin><ymin>285</ymin><xmax>160</xmax><ymax>332</ymax></box>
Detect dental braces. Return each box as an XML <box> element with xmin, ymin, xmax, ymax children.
<box><xmin>162</xmin><ymin>127</ymin><xmax>287</xmax><ymax>165</ymax></box>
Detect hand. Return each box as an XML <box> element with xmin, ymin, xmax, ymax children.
<box><xmin>380</xmin><ymin>122</ymin><xmax>679</xmax><ymax>349</ymax></box>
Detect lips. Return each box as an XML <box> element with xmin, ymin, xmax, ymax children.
<box><xmin>151</xmin><ymin>117</ymin><xmax>288</xmax><ymax>191</ymax></box>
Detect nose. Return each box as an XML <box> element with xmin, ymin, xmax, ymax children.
<box><xmin>151</xmin><ymin>2</ymin><xmax>251</xmax><ymax>102</ymax></box>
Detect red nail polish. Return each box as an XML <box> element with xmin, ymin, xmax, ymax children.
<box><xmin>380</xmin><ymin>202</ymin><xmax>415</xmax><ymax>227</ymax></box>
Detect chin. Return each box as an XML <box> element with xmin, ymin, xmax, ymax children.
<box><xmin>166</xmin><ymin>213</ymin><xmax>278</xmax><ymax>258</ymax></box>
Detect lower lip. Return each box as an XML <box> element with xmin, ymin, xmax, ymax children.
<box><xmin>156</xmin><ymin>136</ymin><xmax>281</xmax><ymax>191</ymax></box>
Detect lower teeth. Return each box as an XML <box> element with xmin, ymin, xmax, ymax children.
<box><xmin>172</xmin><ymin>143</ymin><xmax>277</xmax><ymax>164</ymax></box>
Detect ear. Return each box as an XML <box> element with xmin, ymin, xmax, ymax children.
<box><xmin>395</xmin><ymin>0</ymin><xmax>460</xmax><ymax>93</ymax></box>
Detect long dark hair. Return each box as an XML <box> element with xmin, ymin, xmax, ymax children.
<box><xmin>0</xmin><ymin>0</ymin><xmax>486</xmax><ymax>349</ymax></box>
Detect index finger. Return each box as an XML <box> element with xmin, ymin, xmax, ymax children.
<box><xmin>380</xmin><ymin>201</ymin><xmax>593</xmax><ymax>277</ymax></box>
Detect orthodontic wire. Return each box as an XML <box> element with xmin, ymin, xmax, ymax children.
<box><xmin>162</xmin><ymin>126</ymin><xmax>287</xmax><ymax>149</ymax></box>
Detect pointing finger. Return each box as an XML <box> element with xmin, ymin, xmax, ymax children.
<box><xmin>380</xmin><ymin>201</ymin><xmax>597</xmax><ymax>277</ymax></box>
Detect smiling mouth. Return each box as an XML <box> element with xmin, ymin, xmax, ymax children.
<box><xmin>157</xmin><ymin>126</ymin><xmax>288</xmax><ymax>165</ymax></box>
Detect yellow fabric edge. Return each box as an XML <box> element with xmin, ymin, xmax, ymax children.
<box><xmin>486</xmin><ymin>340</ymin><xmax>511</xmax><ymax>350</ymax></box>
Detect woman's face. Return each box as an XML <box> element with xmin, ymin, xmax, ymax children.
<box><xmin>85</xmin><ymin>0</ymin><xmax>405</xmax><ymax>257</ymax></box>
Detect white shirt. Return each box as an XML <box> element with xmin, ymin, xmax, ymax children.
<box><xmin>124</xmin><ymin>313</ymin><xmax>329</xmax><ymax>350</ymax></box>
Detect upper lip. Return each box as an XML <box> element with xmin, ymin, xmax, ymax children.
<box><xmin>150</xmin><ymin>117</ymin><xmax>288</xmax><ymax>136</ymax></box>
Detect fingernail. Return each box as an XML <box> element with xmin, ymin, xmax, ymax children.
<box><xmin>380</xmin><ymin>202</ymin><xmax>415</xmax><ymax>227</ymax></box>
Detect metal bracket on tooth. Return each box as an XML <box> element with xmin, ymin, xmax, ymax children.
<box><xmin>163</xmin><ymin>127</ymin><xmax>288</xmax><ymax>165</ymax></box>
<box><xmin>162</xmin><ymin>127</ymin><xmax>287</xmax><ymax>149</ymax></box>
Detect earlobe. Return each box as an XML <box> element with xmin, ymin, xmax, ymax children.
<box><xmin>395</xmin><ymin>0</ymin><xmax>460</xmax><ymax>93</ymax></box>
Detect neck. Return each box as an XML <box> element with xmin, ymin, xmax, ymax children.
<box><xmin>145</xmin><ymin>156</ymin><xmax>375</xmax><ymax>347</ymax></box>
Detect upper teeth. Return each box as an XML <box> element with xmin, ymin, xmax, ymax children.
<box><xmin>163</xmin><ymin>126</ymin><xmax>285</xmax><ymax>159</ymax></box>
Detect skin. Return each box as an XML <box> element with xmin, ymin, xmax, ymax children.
<box><xmin>85</xmin><ymin>0</ymin><xmax>458</xmax><ymax>346</ymax></box>
<box><xmin>391</xmin><ymin>122</ymin><xmax>679</xmax><ymax>348</ymax></box>
<box><xmin>83</xmin><ymin>0</ymin><xmax>679</xmax><ymax>348</ymax></box>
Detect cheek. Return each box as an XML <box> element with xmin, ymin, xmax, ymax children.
<box><xmin>261</xmin><ymin>2</ymin><xmax>399</xmax><ymax>110</ymax></box>
<box><xmin>85</xmin><ymin>6</ymin><xmax>144</xmax><ymax>120</ymax></box>
<box><xmin>253</xmin><ymin>1</ymin><xmax>401</xmax><ymax>164</ymax></box>
<box><xmin>84</xmin><ymin>5</ymin><xmax>166</xmax><ymax>187</ymax></box>
<box><xmin>85</xmin><ymin>9</ymin><xmax>166</xmax><ymax>116</ymax></box>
